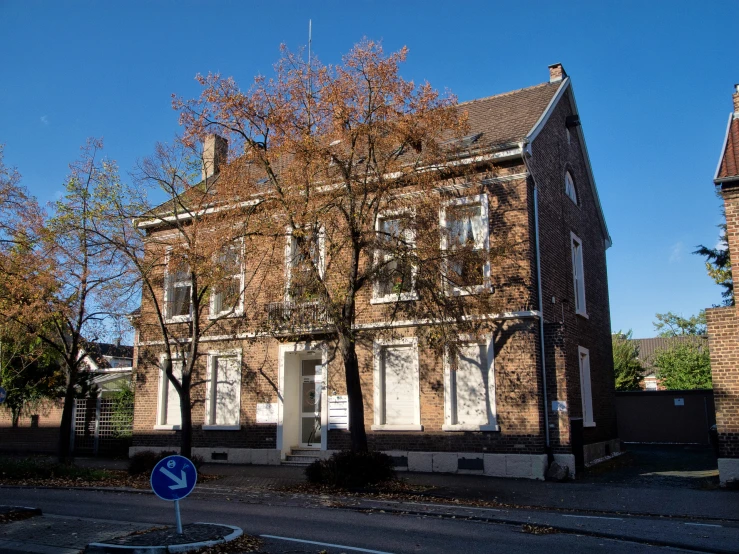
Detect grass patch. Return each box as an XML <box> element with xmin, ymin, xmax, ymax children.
<box><xmin>0</xmin><ymin>457</ymin><xmax>115</xmax><ymax>482</ymax></box>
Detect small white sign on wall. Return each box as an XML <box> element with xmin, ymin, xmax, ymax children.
<box><xmin>674</xmin><ymin>398</ymin><xmax>685</xmax><ymax>407</ymax></box>
<box><xmin>552</xmin><ymin>400</ymin><xmax>568</xmax><ymax>412</ymax></box>
<box><xmin>256</xmin><ymin>402</ymin><xmax>278</xmax><ymax>424</ymax></box>
<box><xmin>328</xmin><ymin>395</ymin><xmax>349</xmax><ymax>430</ymax></box>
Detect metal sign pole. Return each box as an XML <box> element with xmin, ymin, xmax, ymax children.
<box><xmin>174</xmin><ymin>499</ymin><xmax>183</xmax><ymax>534</ymax></box>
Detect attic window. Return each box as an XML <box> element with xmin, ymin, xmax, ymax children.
<box><xmin>443</xmin><ymin>133</ymin><xmax>483</xmax><ymax>150</ymax></box>
<box><xmin>564</xmin><ymin>171</ymin><xmax>578</xmax><ymax>205</ymax></box>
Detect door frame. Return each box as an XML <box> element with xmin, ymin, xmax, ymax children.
<box><xmin>299</xmin><ymin>359</ymin><xmax>323</xmax><ymax>448</ymax></box>
<box><xmin>277</xmin><ymin>341</ymin><xmax>328</xmax><ymax>456</ymax></box>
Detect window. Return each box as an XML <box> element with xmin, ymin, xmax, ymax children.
<box><xmin>286</xmin><ymin>227</ymin><xmax>324</xmax><ymax>303</ymax></box>
<box><xmin>165</xmin><ymin>251</ymin><xmax>191</xmax><ymax>322</ymax></box>
<box><xmin>372</xmin><ymin>338</ymin><xmax>421</xmax><ymax>431</ymax></box>
<box><xmin>565</xmin><ymin>171</ymin><xmax>578</xmax><ymax>204</ymax></box>
<box><xmin>440</xmin><ymin>194</ymin><xmax>490</xmax><ymax>295</ymax></box>
<box><xmin>372</xmin><ymin>211</ymin><xmax>417</xmax><ymax>303</ymax></box>
<box><xmin>443</xmin><ymin>338</ymin><xmax>498</xmax><ymax>432</ymax></box>
<box><xmin>578</xmin><ymin>346</ymin><xmax>595</xmax><ymax>427</ymax></box>
<box><xmin>210</xmin><ymin>241</ymin><xmax>244</xmax><ymax>317</ymax></box>
<box><xmin>204</xmin><ymin>351</ymin><xmax>242</xmax><ymax>429</ymax></box>
<box><xmin>570</xmin><ymin>232</ymin><xmax>587</xmax><ymax>317</ymax></box>
<box><xmin>156</xmin><ymin>355</ymin><xmax>183</xmax><ymax>429</ymax></box>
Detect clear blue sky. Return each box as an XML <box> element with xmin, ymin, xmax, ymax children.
<box><xmin>1</xmin><ymin>0</ymin><xmax>737</xmax><ymax>338</ymax></box>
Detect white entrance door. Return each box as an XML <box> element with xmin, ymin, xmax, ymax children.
<box><xmin>300</xmin><ymin>359</ymin><xmax>322</xmax><ymax>447</ymax></box>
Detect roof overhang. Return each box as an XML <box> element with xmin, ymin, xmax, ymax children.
<box><xmin>714</xmin><ymin>112</ymin><xmax>738</xmax><ymax>184</ymax></box>
<box><xmin>524</xmin><ymin>77</ymin><xmax>612</xmax><ymax>249</ymax></box>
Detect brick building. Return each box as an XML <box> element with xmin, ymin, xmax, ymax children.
<box><xmin>705</xmin><ymin>84</ymin><xmax>739</xmax><ymax>486</ymax></box>
<box><xmin>131</xmin><ymin>64</ymin><xmax>618</xmax><ymax>479</ymax></box>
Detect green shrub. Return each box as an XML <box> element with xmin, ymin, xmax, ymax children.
<box><xmin>305</xmin><ymin>450</ymin><xmax>395</xmax><ymax>489</ymax></box>
<box><xmin>127</xmin><ymin>451</ymin><xmax>204</xmax><ymax>476</ymax></box>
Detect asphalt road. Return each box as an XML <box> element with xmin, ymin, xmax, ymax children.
<box><xmin>0</xmin><ymin>487</ymin><xmax>736</xmax><ymax>553</ymax></box>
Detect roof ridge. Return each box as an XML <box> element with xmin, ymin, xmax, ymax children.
<box><xmin>458</xmin><ymin>81</ymin><xmax>552</xmax><ymax>107</ymax></box>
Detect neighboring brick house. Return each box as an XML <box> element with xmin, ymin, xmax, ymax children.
<box><xmin>631</xmin><ymin>336</ymin><xmax>709</xmax><ymax>390</ymax></box>
<box><xmin>131</xmin><ymin>64</ymin><xmax>618</xmax><ymax>479</ymax></box>
<box><xmin>705</xmin><ymin>84</ymin><xmax>739</xmax><ymax>486</ymax></box>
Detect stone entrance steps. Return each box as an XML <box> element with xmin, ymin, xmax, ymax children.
<box><xmin>283</xmin><ymin>448</ymin><xmax>321</xmax><ymax>466</ymax></box>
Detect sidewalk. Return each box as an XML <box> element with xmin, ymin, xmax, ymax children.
<box><xmin>69</xmin><ymin>451</ymin><xmax>737</xmax><ymax>522</ymax></box>
<box><xmin>194</xmin><ymin>462</ymin><xmax>737</xmax><ymax>521</ymax></box>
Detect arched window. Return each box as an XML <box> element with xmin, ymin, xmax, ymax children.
<box><xmin>565</xmin><ymin>171</ymin><xmax>578</xmax><ymax>205</ymax></box>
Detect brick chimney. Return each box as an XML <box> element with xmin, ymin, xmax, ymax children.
<box><xmin>202</xmin><ymin>134</ymin><xmax>228</xmax><ymax>181</ymax></box>
<box><xmin>734</xmin><ymin>84</ymin><xmax>739</xmax><ymax>115</ymax></box>
<box><xmin>548</xmin><ymin>63</ymin><xmax>566</xmax><ymax>83</ymax></box>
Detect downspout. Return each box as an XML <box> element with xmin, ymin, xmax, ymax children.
<box><xmin>522</xmin><ymin>141</ymin><xmax>552</xmax><ymax>464</ymax></box>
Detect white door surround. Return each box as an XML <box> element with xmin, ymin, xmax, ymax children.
<box><xmin>277</xmin><ymin>342</ymin><xmax>328</xmax><ymax>458</ymax></box>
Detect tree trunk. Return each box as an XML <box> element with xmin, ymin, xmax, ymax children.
<box><xmin>58</xmin><ymin>368</ymin><xmax>77</xmax><ymax>464</ymax></box>
<box><xmin>340</xmin><ymin>336</ymin><xmax>367</xmax><ymax>452</ymax></box>
<box><xmin>11</xmin><ymin>408</ymin><xmax>19</xmax><ymax>428</ymax></box>
<box><xmin>179</xmin><ymin>374</ymin><xmax>192</xmax><ymax>459</ymax></box>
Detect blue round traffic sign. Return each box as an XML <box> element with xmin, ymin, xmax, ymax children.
<box><xmin>150</xmin><ymin>455</ymin><xmax>197</xmax><ymax>501</ymax></box>
<box><xmin>0</xmin><ymin>387</ymin><xmax>6</xmax><ymax>404</ymax></box>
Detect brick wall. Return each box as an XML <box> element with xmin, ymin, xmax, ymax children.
<box><xmin>132</xmin><ymin>84</ymin><xmax>617</xmax><ymax>459</ymax></box>
<box><xmin>528</xmin><ymin>87</ymin><xmax>618</xmax><ymax>448</ymax></box>
<box><xmin>0</xmin><ymin>400</ymin><xmax>64</xmax><ymax>454</ymax></box>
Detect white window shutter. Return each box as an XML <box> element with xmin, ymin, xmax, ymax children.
<box><xmin>382</xmin><ymin>346</ymin><xmax>415</xmax><ymax>425</ymax></box>
<box><xmin>164</xmin><ymin>361</ymin><xmax>182</xmax><ymax>426</ymax></box>
<box><xmin>214</xmin><ymin>355</ymin><xmax>240</xmax><ymax>426</ymax></box>
<box><xmin>454</xmin><ymin>344</ymin><xmax>489</xmax><ymax>426</ymax></box>
<box><xmin>579</xmin><ymin>348</ymin><xmax>594</xmax><ymax>426</ymax></box>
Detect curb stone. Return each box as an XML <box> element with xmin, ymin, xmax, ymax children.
<box><xmin>85</xmin><ymin>523</ymin><xmax>243</xmax><ymax>553</ymax></box>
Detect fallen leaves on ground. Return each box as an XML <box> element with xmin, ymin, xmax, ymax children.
<box><xmin>0</xmin><ymin>510</ymin><xmax>38</xmax><ymax>524</ymax></box>
<box><xmin>0</xmin><ymin>470</ymin><xmax>220</xmax><ymax>489</ymax></box>
<box><xmin>189</xmin><ymin>533</ymin><xmax>264</xmax><ymax>553</ymax></box>
<box><xmin>521</xmin><ymin>524</ymin><xmax>560</xmax><ymax>535</ymax></box>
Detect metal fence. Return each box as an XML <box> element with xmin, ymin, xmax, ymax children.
<box><xmin>72</xmin><ymin>397</ymin><xmax>133</xmax><ymax>456</ymax></box>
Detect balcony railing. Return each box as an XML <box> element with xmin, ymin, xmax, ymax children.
<box><xmin>266</xmin><ymin>300</ymin><xmax>332</xmax><ymax>329</ymax></box>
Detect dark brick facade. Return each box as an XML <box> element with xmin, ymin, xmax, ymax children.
<box><xmin>131</xmin><ymin>71</ymin><xmax>617</xmax><ymax>467</ymax></box>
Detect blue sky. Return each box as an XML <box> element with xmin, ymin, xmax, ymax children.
<box><xmin>1</xmin><ymin>0</ymin><xmax>737</xmax><ymax>338</ymax></box>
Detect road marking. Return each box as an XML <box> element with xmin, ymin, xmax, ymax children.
<box><xmin>684</xmin><ymin>523</ymin><xmax>722</xmax><ymax>528</ymax></box>
<box><xmin>561</xmin><ymin>515</ymin><xmax>623</xmax><ymax>520</ymax></box>
<box><xmin>261</xmin><ymin>534</ymin><xmax>395</xmax><ymax>554</ymax></box>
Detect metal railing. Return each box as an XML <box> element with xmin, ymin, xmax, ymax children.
<box><xmin>266</xmin><ymin>300</ymin><xmax>332</xmax><ymax>329</ymax></box>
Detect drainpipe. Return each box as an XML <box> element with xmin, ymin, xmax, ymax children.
<box><xmin>522</xmin><ymin>142</ymin><xmax>552</xmax><ymax>464</ymax></box>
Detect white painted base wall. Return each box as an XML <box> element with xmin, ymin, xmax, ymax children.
<box><xmin>390</xmin><ymin>451</ymin><xmax>548</xmax><ymax>480</ymax></box>
<box><xmin>128</xmin><ymin>446</ymin><xmax>281</xmax><ymax>465</ymax></box>
<box><xmin>718</xmin><ymin>458</ymin><xmax>739</xmax><ymax>486</ymax></box>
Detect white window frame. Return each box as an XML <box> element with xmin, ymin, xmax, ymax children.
<box><xmin>443</xmin><ymin>335</ymin><xmax>498</xmax><ymax>432</ymax></box>
<box><xmin>578</xmin><ymin>346</ymin><xmax>595</xmax><ymax>427</ymax></box>
<box><xmin>371</xmin><ymin>208</ymin><xmax>418</xmax><ymax>304</ymax></box>
<box><xmin>371</xmin><ymin>337</ymin><xmax>422</xmax><ymax>431</ymax></box>
<box><xmin>570</xmin><ymin>232</ymin><xmax>588</xmax><ymax>318</ymax></box>
<box><xmin>209</xmin><ymin>239</ymin><xmax>245</xmax><ymax>319</ymax></box>
<box><xmin>284</xmin><ymin>225</ymin><xmax>326</xmax><ymax>303</ymax></box>
<box><xmin>155</xmin><ymin>353</ymin><xmax>184</xmax><ymax>430</ymax></box>
<box><xmin>164</xmin><ymin>248</ymin><xmax>192</xmax><ymax>323</ymax></box>
<box><xmin>203</xmin><ymin>349</ymin><xmax>242</xmax><ymax>431</ymax></box>
<box><xmin>565</xmin><ymin>171</ymin><xmax>578</xmax><ymax>205</ymax></box>
<box><xmin>440</xmin><ymin>194</ymin><xmax>491</xmax><ymax>296</ymax></box>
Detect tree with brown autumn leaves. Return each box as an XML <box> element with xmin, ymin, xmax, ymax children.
<box><xmin>0</xmin><ymin>140</ymin><xmax>133</xmax><ymax>463</ymax></box>
<box><xmin>174</xmin><ymin>41</ymin><xmax>510</xmax><ymax>452</ymax></box>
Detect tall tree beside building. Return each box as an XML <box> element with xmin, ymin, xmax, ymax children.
<box><xmin>89</xmin><ymin>137</ymin><xmax>267</xmax><ymax>459</ymax></box>
<box><xmin>653</xmin><ymin>341</ymin><xmax>712</xmax><ymax>390</ymax></box>
<box><xmin>694</xmin><ymin>205</ymin><xmax>732</xmax><ymax>306</ymax></box>
<box><xmin>175</xmin><ymin>41</ymin><xmax>510</xmax><ymax>452</ymax></box>
<box><xmin>0</xmin><ymin>140</ymin><xmax>132</xmax><ymax>462</ymax></box>
<box><xmin>653</xmin><ymin>310</ymin><xmax>707</xmax><ymax>337</ymax></box>
<box><xmin>611</xmin><ymin>330</ymin><xmax>643</xmax><ymax>391</ymax></box>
